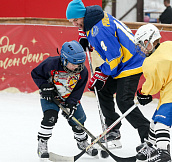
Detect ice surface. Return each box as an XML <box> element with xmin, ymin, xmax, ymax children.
<box><xmin>0</xmin><ymin>92</ymin><xmax>166</xmax><ymax>162</ymax></box>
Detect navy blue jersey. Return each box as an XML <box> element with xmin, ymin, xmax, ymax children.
<box><xmin>31</xmin><ymin>56</ymin><xmax>88</xmax><ymax>105</ymax></box>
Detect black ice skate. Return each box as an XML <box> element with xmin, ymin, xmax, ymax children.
<box><xmin>37</xmin><ymin>138</ymin><xmax>49</xmax><ymax>158</ymax></box>
<box><xmin>77</xmin><ymin>140</ymin><xmax>98</xmax><ymax>156</ymax></box>
<box><xmin>136</xmin><ymin>142</ymin><xmax>156</xmax><ymax>161</ymax></box>
<box><xmin>137</xmin><ymin>148</ymin><xmax>171</xmax><ymax>162</ymax></box>
<box><xmin>148</xmin><ymin>149</ymin><xmax>171</xmax><ymax>162</ymax></box>
<box><xmin>136</xmin><ymin>140</ymin><xmax>153</xmax><ymax>153</ymax></box>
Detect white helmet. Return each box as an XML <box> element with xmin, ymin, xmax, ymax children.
<box><xmin>134</xmin><ymin>24</ymin><xmax>161</xmax><ymax>46</ymax></box>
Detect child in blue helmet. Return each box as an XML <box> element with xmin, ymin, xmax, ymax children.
<box><xmin>31</xmin><ymin>40</ymin><xmax>98</xmax><ymax>159</ymax></box>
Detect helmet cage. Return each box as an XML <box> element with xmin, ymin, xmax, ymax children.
<box><xmin>63</xmin><ymin>62</ymin><xmax>85</xmax><ymax>74</ymax></box>
<box><xmin>135</xmin><ymin>30</ymin><xmax>155</xmax><ymax>57</ymax></box>
<box><xmin>134</xmin><ymin>24</ymin><xmax>161</xmax><ymax>57</ymax></box>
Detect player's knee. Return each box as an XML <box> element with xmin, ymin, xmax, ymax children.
<box><xmin>41</xmin><ymin>109</ymin><xmax>58</xmax><ymax>126</ymax></box>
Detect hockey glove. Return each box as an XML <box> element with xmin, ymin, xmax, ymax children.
<box><xmin>137</xmin><ymin>88</ymin><xmax>152</xmax><ymax>106</ymax></box>
<box><xmin>40</xmin><ymin>83</ymin><xmax>56</xmax><ymax>102</ymax></box>
<box><xmin>62</xmin><ymin>103</ymin><xmax>77</xmax><ymax>120</ymax></box>
<box><xmin>78</xmin><ymin>29</ymin><xmax>93</xmax><ymax>52</ymax></box>
<box><xmin>88</xmin><ymin>67</ymin><xmax>108</xmax><ymax>91</ymax></box>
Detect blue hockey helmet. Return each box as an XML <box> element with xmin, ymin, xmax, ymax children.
<box><xmin>60</xmin><ymin>40</ymin><xmax>86</xmax><ymax>73</ymax></box>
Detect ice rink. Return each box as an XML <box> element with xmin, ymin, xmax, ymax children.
<box><xmin>0</xmin><ymin>92</ymin><xmax>166</xmax><ymax>162</ymax></box>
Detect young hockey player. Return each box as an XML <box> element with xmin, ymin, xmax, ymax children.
<box><xmin>134</xmin><ymin>23</ymin><xmax>172</xmax><ymax>162</ymax></box>
<box><xmin>66</xmin><ymin>0</ymin><xmax>150</xmax><ymax>148</ymax></box>
<box><xmin>31</xmin><ymin>40</ymin><xmax>98</xmax><ymax>159</ymax></box>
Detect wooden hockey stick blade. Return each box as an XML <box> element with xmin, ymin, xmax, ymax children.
<box><xmin>49</xmin><ymin>150</ymin><xmax>86</xmax><ymax>162</ymax></box>
<box><xmin>49</xmin><ymin>151</ymin><xmax>136</xmax><ymax>162</ymax></box>
<box><xmin>49</xmin><ymin>152</ymin><xmax>74</xmax><ymax>162</ymax></box>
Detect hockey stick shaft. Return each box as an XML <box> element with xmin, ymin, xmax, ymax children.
<box><xmin>51</xmin><ymin>98</ymin><xmax>137</xmax><ymax>161</ymax></box>
<box><xmin>86</xmin><ymin>48</ymin><xmax>108</xmax><ymax>146</ymax></box>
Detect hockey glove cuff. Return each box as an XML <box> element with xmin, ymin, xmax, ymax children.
<box><xmin>62</xmin><ymin>103</ymin><xmax>77</xmax><ymax>120</ymax></box>
<box><xmin>137</xmin><ymin>88</ymin><xmax>152</xmax><ymax>106</ymax></box>
<box><xmin>88</xmin><ymin>67</ymin><xmax>108</xmax><ymax>91</ymax></box>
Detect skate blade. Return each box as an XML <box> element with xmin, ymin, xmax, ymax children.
<box><xmin>94</xmin><ymin>140</ymin><xmax>122</xmax><ymax>150</ymax></box>
<box><xmin>111</xmin><ymin>139</ymin><xmax>122</xmax><ymax>148</ymax></box>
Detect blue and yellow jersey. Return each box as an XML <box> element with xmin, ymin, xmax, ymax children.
<box><xmin>86</xmin><ymin>12</ymin><xmax>145</xmax><ymax>79</ymax></box>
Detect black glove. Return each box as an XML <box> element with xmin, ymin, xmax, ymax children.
<box><xmin>78</xmin><ymin>30</ymin><xmax>93</xmax><ymax>52</ymax></box>
<box><xmin>79</xmin><ymin>38</ymin><xmax>89</xmax><ymax>51</ymax></box>
<box><xmin>40</xmin><ymin>83</ymin><xmax>56</xmax><ymax>102</ymax></box>
<box><xmin>62</xmin><ymin>103</ymin><xmax>77</xmax><ymax>120</ymax></box>
<box><xmin>137</xmin><ymin>88</ymin><xmax>152</xmax><ymax>106</ymax></box>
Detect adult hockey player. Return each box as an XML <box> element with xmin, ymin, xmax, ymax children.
<box><xmin>134</xmin><ymin>24</ymin><xmax>172</xmax><ymax>162</ymax></box>
<box><xmin>66</xmin><ymin>0</ymin><xmax>150</xmax><ymax>148</ymax></box>
<box><xmin>31</xmin><ymin>40</ymin><xmax>98</xmax><ymax>159</ymax></box>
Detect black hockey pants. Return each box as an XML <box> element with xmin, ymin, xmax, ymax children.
<box><xmin>97</xmin><ymin>73</ymin><xmax>150</xmax><ymax>143</ymax></box>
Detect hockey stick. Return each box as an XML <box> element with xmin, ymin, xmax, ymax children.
<box><xmin>49</xmin><ymin>98</ymin><xmax>137</xmax><ymax>162</ymax></box>
<box><xmin>51</xmin><ymin>98</ymin><xmax>109</xmax><ymax>159</ymax></box>
<box><xmin>86</xmin><ymin>47</ymin><xmax>108</xmax><ymax>150</ymax></box>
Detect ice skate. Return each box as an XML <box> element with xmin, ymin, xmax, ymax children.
<box><xmin>37</xmin><ymin>138</ymin><xmax>49</xmax><ymax>159</ymax></box>
<box><xmin>77</xmin><ymin>140</ymin><xmax>98</xmax><ymax>157</ymax></box>
<box><xmin>135</xmin><ymin>142</ymin><xmax>170</xmax><ymax>162</ymax></box>
<box><xmin>92</xmin><ymin>129</ymin><xmax>122</xmax><ymax>149</ymax></box>
<box><xmin>147</xmin><ymin>149</ymin><xmax>171</xmax><ymax>162</ymax></box>
<box><xmin>136</xmin><ymin>148</ymin><xmax>171</xmax><ymax>162</ymax></box>
<box><xmin>136</xmin><ymin>145</ymin><xmax>156</xmax><ymax>161</ymax></box>
<box><xmin>136</xmin><ymin>140</ymin><xmax>153</xmax><ymax>153</ymax></box>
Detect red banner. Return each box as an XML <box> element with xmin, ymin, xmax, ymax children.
<box><xmin>0</xmin><ymin>24</ymin><xmax>79</xmax><ymax>92</ymax></box>
<box><xmin>0</xmin><ymin>25</ymin><xmax>172</xmax><ymax>97</ymax></box>
<box><xmin>0</xmin><ymin>0</ymin><xmax>102</xmax><ymax>19</ymax></box>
